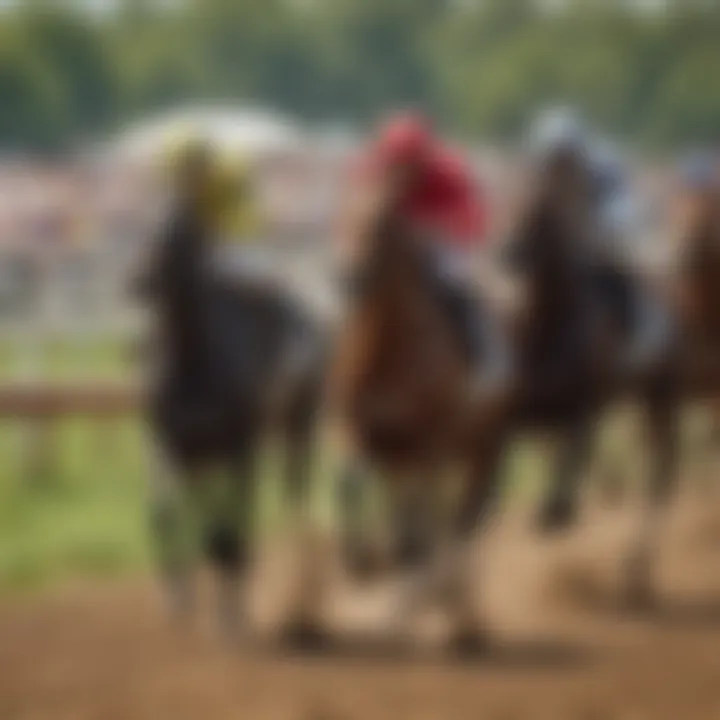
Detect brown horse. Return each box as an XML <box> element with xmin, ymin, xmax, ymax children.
<box><xmin>659</xmin><ymin>182</ymin><xmax>720</xmax><ymax>475</ymax></box>
<box><xmin>504</xmin><ymin>148</ymin><xmax>681</xmax><ymax>607</ymax></box>
<box><xmin>611</xmin><ymin>176</ymin><xmax>720</xmax><ymax>606</ymax></box>
<box><xmin>672</xmin><ymin>182</ymin><xmax>720</xmax><ymax>392</ymax></box>
<box><xmin>327</xmin><ymin>193</ymin><xmax>514</xmax><ymax>649</ymax></box>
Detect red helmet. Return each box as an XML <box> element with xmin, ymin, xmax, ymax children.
<box><xmin>375</xmin><ymin>113</ymin><xmax>434</xmax><ymax>168</ymax></box>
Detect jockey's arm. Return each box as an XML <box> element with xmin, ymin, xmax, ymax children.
<box><xmin>436</xmin><ymin>169</ymin><xmax>488</xmax><ymax>264</ymax></box>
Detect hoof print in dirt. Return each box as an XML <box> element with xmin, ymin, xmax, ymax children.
<box><xmin>446</xmin><ymin>629</ymin><xmax>489</xmax><ymax>660</ymax></box>
<box><xmin>394</xmin><ymin>539</ymin><xmax>433</xmax><ymax>571</ymax></box>
<box><xmin>622</xmin><ymin>585</ymin><xmax>658</xmax><ymax>615</ymax></box>
<box><xmin>281</xmin><ymin>620</ymin><xmax>330</xmax><ymax>654</ymax></box>
<box><xmin>536</xmin><ymin>502</ymin><xmax>577</xmax><ymax>534</ymax></box>
<box><xmin>346</xmin><ymin>547</ymin><xmax>386</xmax><ymax>582</ymax></box>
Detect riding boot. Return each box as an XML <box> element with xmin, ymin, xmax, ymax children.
<box><xmin>439</xmin><ymin>280</ymin><xmax>484</xmax><ymax>362</ymax></box>
<box><xmin>592</xmin><ymin>263</ymin><xmax>664</xmax><ymax>375</ymax></box>
<box><xmin>624</xmin><ymin>284</ymin><xmax>672</xmax><ymax>375</ymax></box>
<box><xmin>437</xmin><ymin>278</ymin><xmax>511</xmax><ymax>401</ymax></box>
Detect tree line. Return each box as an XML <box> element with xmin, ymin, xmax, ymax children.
<box><xmin>1</xmin><ymin>0</ymin><xmax>718</xmax><ymax>152</ymax></box>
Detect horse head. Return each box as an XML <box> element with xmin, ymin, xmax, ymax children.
<box><xmin>332</xmin><ymin>188</ymin><xmax>464</xmax><ymax>463</ymax></box>
<box><xmin>129</xmin><ymin>198</ymin><xmax>217</xmax><ymax>378</ymax></box>
<box><xmin>504</xmin><ymin>147</ymin><xmax>595</xmax><ymax>345</ymax></box>
<box><xmin>516</xmin><ymin>147</ymin><xmax>594</xmax><ymax>265</ymax></box>
<box><xmin>346</xmin><ymin>183</ymin><xmax>433</xmax><ymax>307</ymax></box>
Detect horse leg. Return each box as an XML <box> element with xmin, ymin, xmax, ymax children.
<box><xmin>336</xmin><ymin>456</ymin><xmax>376</xmax><ymax>578</ymax></box>
<box><xmin>283</xmin><ymin>409</ymin><xmax>316</xmax><ymax>516</ymax></box>
<box><xmin>437</xmin><ymin>431</ymin><xmax>508</xmax><ymax>655</ymax></box>
<box><xmin>537</xmin><ymin>421</ymin><xmax>594</xmax><ymax>533</ymax></box>
<box><xmin>147</xmin><ymin>443</ymin><xmax>196</xmax><ymax>621</ymax></box>
<box><xmin>392</xmin><ymin>429</ymin><xmax>506</xmax><ymax>654</ymax></box>
<box><xmin>280</xmin><ymin>419</ymin><xmax>331</xmax><ymax>649</ymax></box>
<box><xmin>625</xmin><ymin>390</ymin><xmax>679</xmax><ymax>610</ymax></box>
<box><xmin>205</xmin><ymin>447</ymin><xmax>257</xmax><ymax>640</ymax></box>
<box><xmin>594</xmin><ymin>410</ymin><xmax>633</xmax><ymax>508</ymax></box>
<box><xmin>388</xmin><ymin>474</ymin><xmax>435</xmax><ymax>571</ymax></box>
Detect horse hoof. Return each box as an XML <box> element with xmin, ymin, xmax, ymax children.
<box><xmin>446</xmin><ymin>628</ymin><xmax>489</xmax><ymax>660</ymax></box>
<box><xmin>204</xmin><ymin>527</ymin><xmax>247</xmax><ymax>568</ymax></box>
<box><xmin>394</xmin><ymin>539</ymin><xmax>432</xmax><ymax>571</ymax></box>
<box><xmin>598</xmin><ymin>471</ymin><xmax>627</xmax><ymax>508</ymax></box>
<box><xmin>623</xmin><ymin>582</ymin><xmax>657</xmax><ymax>615</ymax></box>
<box><xmin>281</xmin><ymin>619</ymin><xmax>329</xmax><ymax>653</ymax></box>
<box><xmin>346</xmin><ymin>546</ymin><xmax>385</xmax><ymax>582</ymax></box>
<box><xmin>536</xmin><ymin>501</ymin><xmax>576</xmax><ymax>534</ymax></box>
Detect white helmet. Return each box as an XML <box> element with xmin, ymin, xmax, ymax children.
<box><xmin>528</xmin><ymin>106</ymin><xmax>589</xmax><ymax>158</ymax></box>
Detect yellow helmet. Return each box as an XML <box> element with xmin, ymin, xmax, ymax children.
<box><xmin>204</xmin><ymin>151</ymin><xmax>260</xmax><ymax>240</ymax></box>
<box><xmin>208</xmin><ymin>152</ymin><xmax>250</xmax><ymax>201</ymax></box>
<box><xmin>163</xmin><ymin>128</ymin><xmax>210</xmax><ymax>173</ymax></box>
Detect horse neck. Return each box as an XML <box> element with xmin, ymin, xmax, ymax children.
<box><xmin>162</xmin><ymin>291</ymin><xmax>211</xmax><ymax>372</ymax></box>
<box><xmin>684</xmin><ymin>215</ymin><xmax>720</xmax><ymax>325</ymax></box>
<box><xmin>525</xmin><ymin>211</ymin><xmax>583</xmax><ymax>299</ymax></box>
<box><xmin>158</xmin><ymin>217</ymin><xmax>215</xmax><ymax>373</ymax></box>
<box><xmin>368</xmin><ymin>259</ymin><xmax>454</xmax><ymax>384</ymax></box>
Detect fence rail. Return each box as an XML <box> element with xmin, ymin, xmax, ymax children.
<box><xmin>0</xmin><ymin>382</ymin><xmax>140</xmax><ymax>419</ymax></box>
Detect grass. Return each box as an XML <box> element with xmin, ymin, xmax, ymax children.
<box><xmin>0</xmin><ymin>337</ymin><xmax>144</xmax><ymax>592</ymax></box>
<box><xmin>0</xmin><ymin>331</ymin><xmax>337</xmax><ymax>592</ymax></box>
<box><xmin>0</xmin><ymin>418</ymin><xmax>149</xmax><ymax>592</ymax></box>
<box><xmin>0</xmin><ymin>337</ymin><xmax>715</xmax><ymax>595</ymax></box>
<box><xmin>0</xmin><ymin>410</ymin><xmax>539</xmax><ymax>594</ymax></box>
<box><xmin>0</xmin><ymin>335</ymin><xmax>129</xmax><ymax>379</ymax></box>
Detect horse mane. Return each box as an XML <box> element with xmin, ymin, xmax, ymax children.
<box><xmin>507</xmin><ymin>170</ymin><xmax>582</xmax><ymax>276</ymax></box>
<box><xmin>676</xmin><ymin>191</ymin><xmax>720</xmax><ymax>327</ymax></box>
<box><xmin>330</xmin><ymin>199</ymin><xmax>463</xmax><ymax>434</ymax></box>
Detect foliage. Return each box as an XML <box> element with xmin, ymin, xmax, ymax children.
<box><xmin>0</xmin><ymin>0</ymin><xmax>718</xmax><ymax>151</ymax></box>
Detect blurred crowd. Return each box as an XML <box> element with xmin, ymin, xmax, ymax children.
<box><xmin>0</xmin><ymin>128</ymin><xmax>681</xmax><ymax>325</ymax></box>
<box><xmin>0</xmin><ymin>146</ymin><xmax>345</xmax><ymax>322</ymax></box>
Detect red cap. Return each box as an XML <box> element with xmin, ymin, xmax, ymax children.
<box><xmin>374</xmin><ymin>113</ymin><xmax>434</xmax><ymax>168</ymax></box>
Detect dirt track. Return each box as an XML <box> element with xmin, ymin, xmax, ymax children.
<box><xmin>3</xmin><ymin>491</ymin><xmax>720</xmax><ymax>720</ymax></box>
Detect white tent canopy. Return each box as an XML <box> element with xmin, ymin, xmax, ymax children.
<box><xmin>113</xmin><ymin>106</ymin><xmax>307</xmax><ymax>163</ymax></box>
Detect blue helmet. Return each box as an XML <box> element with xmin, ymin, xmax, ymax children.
<box><xmin>680</xmin><ymin>151</ymin><xmax>717</xmax><ymax>191</ymax></box>
<box><xmin>528</xmin><ymin>106</ymin><xmax>589</xmax><ymax>159</ymax></box>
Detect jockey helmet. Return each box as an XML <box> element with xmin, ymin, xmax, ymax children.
<box><xmin>205</xmin><ymin>152</ymin><xmax>260</xmax><ymax>240</ymax></box>
<box><xmin>162</xmin><ymin>128</ymin><xmax>212</xmax><ymax>181</ymax></box>
<box><xmin>375</xmin><ymin>112</ymin><xmax>434</xmax><ymax>168</ymax></box>
<box><xmin>680</xmin><ymin>151</ymin><xmax>717</xmax><ymax>191</ymax></box>
<box><xmin>529</xmin><ymin>106</ymin><xmax>589</xmax><ymax>159</ymax></box>
<box><xmin>589</xmin><ymin>139</ymin><xmax>626</xmax><ymax>199</ymax></box>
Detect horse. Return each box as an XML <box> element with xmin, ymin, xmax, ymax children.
<box><xmin>135</xmin><ymin>199</ymin><xmax>326</xmax><ymax>638</ymax></box>
<box><xmin>327</xmin><ymin>191</ymin><xmax>514</xmax><ymax>650</ymax></box>
<box><xmin>666</xmin><ymin>181</ymin><xmax>720</xmax><ymax>472</ymax></box>
<box><xmin>672</xmin><ymin>182</ymin><xmax>720</xmax><ymax>386</ymax></box>
<box><xmin>502</xmin><ymin>147</ymin><xmax>681</xmax><ymax>607</ymax></box>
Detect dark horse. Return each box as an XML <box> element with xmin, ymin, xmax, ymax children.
<box><xmin>137</xmin><ymin>199</ymin><xmax>325</xmax><ymax>637</ymax></box>
<box><xmin>504</xmin><ymin>147</ymin><xmax>680</xmax><ymax>606</ymax></box>
<box><xmin>328</xmin><ymin>192</ymin><xmax>514</xmax><ymax>649</ymax></box>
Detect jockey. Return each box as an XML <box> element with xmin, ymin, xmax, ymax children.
<box><xmin>529</xmin><ymin>106</ymin><xmax>638</xmax><ymax>251</ymax></box>
<box><xmin>161</xmin><ymin>133</ymin><xmax>267</xmax><ymax>280</ymax></box>
<box><xmin>163</xmin><ymin>134</ymin><xmax>260</xmax><ymax>239</ymax></box>
<box><xmin>528</xmin><ymin>107</ymin><xmax>669</xmax><ymax>374</ymax></box>
<box><xmin>162</xmin><ymin>132</ymin><xmax>215</xmax><ymax>214</ymax></box>
<box><xmin>351</xmin><ymin>112</ymin><xmax>492</xmax><ymax>389</ymax></box>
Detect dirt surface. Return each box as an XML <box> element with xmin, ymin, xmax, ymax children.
<box><xmin>3</xmin><ymin>491</ymin><xmax>720</xmax><ymax>720</ymax></box>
